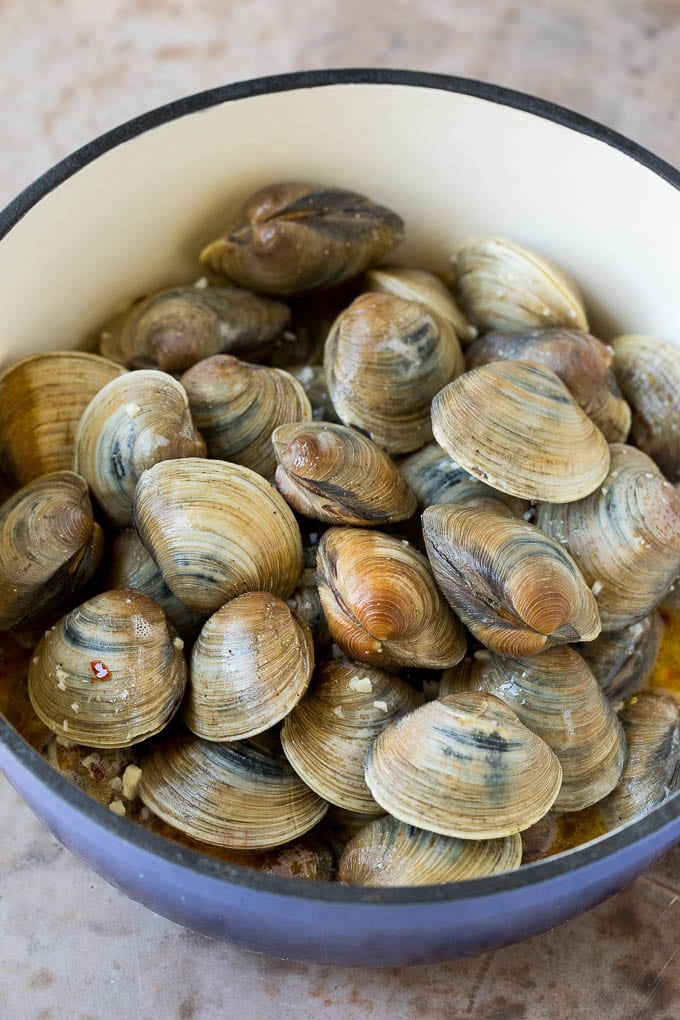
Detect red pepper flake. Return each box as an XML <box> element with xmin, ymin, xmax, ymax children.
<box><xmin>89</xmin><ymin>660</ymin><xmax>112</xmax><ymax>682</ymax></box>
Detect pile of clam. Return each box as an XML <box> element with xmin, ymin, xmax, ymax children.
<box><xmin>2</xmin><ymin>181</ymin><xmax>680</xmax><ymax>887</ymax></box>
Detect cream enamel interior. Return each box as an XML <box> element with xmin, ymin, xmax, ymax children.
<box><xmin>1</xmin><ymin>82</ymin><xmax>679</xmax><ymax>368</ymax></box>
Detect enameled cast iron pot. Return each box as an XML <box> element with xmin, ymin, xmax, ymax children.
<box><xmin>1</xmin><ymin>70</ymin><xmax>680</xmax><ymax>968</ymax></box>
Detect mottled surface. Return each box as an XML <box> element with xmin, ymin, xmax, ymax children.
<box><xmin>3</xmin><ymin>0</ymin><xmax>680</xmax><ymax>1017</ymax></box>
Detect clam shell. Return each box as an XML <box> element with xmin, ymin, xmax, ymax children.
<box><xmin>365</xmin><ymin>692</ymin><xmax>562</xmax><ymax>838</ymax></box>
<box><xmin>339</xmin><ymin>816</ymin><xmax>522</xmax><ymax>886</ymax></box>
<box><xmin>316</xmin><ymin>527</ymin><xmax>466</xmax><ymax>668</ymax></box>
<box><xmin>280</xmin><ymin>659</ymin><xmax>423</xmax><ymax>813</ymax></box>
<box><xmin>422</xmin><ymin>505</ymin><xmax>600</xmax><ymax>657</ymax></box>
<box><xmin>432</xmin><ymin>361</ymin><xmax>610</xmax><ymax>502</ymax></box>
<box><xmin>364</xmin><ymin>265</ymin><xmax>477</xmax><ymax>343</ymax></box>
<box><xmin>576</xmin><ymin>613</ymin><xmax>663</xmax><ymax>708</ymax></box>
<box><xmin>133</xmin><ymin>459</ymin><xmax>302</xmax><ymax>614</ymax></box>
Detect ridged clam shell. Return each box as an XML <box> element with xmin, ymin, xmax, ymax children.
<box><xmin>139</xmin><ymin>731</ymin><xmax>328</xmax><ymax>849</ymax></box>
<box><xmin>273</xmin><ymin>421</ymin><xmax>417</xmax><ymax>525</ymax></box>
<box><xmin>181</xmin><ymin>355</ymin><xmax>311</xmax><ymax>479</ymax></box>
<box><xmin>185</xmin><ymin>591</ymin><xmax>314</xmax><ymax>741</ymax></box>
<box><xmin>536</xmin><ymin>444</ymin><xmax>680</xmax><ymax>631</ymax></box>
<box><xmin>365</xmin><ymin>692</ymin><xmax>562</xmax><ymax>838</ymax></box>
<box><xmin>74</xmin><ymin>370</ymin><xmax>206</xmax><ymax>527</ymax></box>
<box><xmin>0</xmin><ymin>351</ymin><xmax>126</xmax><ymax>487</ymax></box>
<box><xmin>432</xmin><ymin>361</ymin><xmax>610</xmax><ymax>502</ymax></box>
<box><xmin>99</xmin><ymin>285</ymin><xmax>291</xmax><ymax>372</ymax></box>
<box><xmin>280</xmin><ymin>659</ymin><xmax>423</xmax><ymax>813</ymax></box>
<box><xmin>576</xmin><ymin>614</ymin><xmax>663</xmax><ymax>708</ymax></box>
<box><xmin>422</xmin><ymin>505</ymin><xmax>600</xmax><ymax>657</ymax></box>
<box><xmin>441</xmin><ymin>647</ymin><xmax>626</xmax><ymax>812</ymax></box>
<box><xmin>28</xmin><ymin>590</ymin><xmax>187</xmax><ymax>748</ymax></box>
<box><xmin>452</xmin><ymin>235</ymin><xmax>588</xmax><ymax>333</ymax></box>
<box><xmin>316</xmin><ymin>527</ymin><xmax>466</xmax><ymax>668</ymax></box>
<box><xmin>133</xmin><ymin>459</ymin><xmax>302</xmax><ymax>614</ymax></box>
<box><xmin>364</xmin><ymin>265</ymin><xmax>477</xmax><ymax>343</ymax></box>
<box><xmin>200</xmin><ymin>182</ymin><xmax>404</xmax><ymax>296</ymax></box>
<box><xmin>325</xmin><ymin>292</ymin><xmax>464</xmax><ymax>454</ymax></box>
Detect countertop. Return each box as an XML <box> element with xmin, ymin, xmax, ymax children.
<box><xmin>2</xmin><ymin>2</ymin><xmax>680</xmax><ymax>1017</ymax></box>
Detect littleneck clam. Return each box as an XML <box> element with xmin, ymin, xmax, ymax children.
<box><xmin>139</xmin><ymin>731</ymin><xmax>328</xmax><ymax>849</ymax></box>
<box><xmin>431</xmin><ymin>361</ymin><xmax>610</xmax><ymax>502</ymax></box>
<box><xmin>99</xmin><ymin>285</ymin><xmax>291</xmax><ymax>373</ymax></box>
<box><xmin>576</xmin><ymin>614</ymin><xmax>663</xmax><ymax>708</ymax></box>
<box><xmin>181</xmin><ymin>355</ymin><xmax>311</xmax><ymax>479</ymax></box>
<box><xmin>185</xmin><ymin>591</ymin><xmax>314</xmax><ymax>741</ymax></box>
<box><xmin>422</xmin><ymin>505</ymin><xmax>600</xmax><ymax>657</ymax></box>
<box><xmin>365</xmin><ymin>692</ymin><xmax>562</xmax><ymax>838</ymax></box>
<box><xmin>133</xmin><ymin>458</ymin><xmax>302</xmax><ymax>614</ymax></box>
<box><xmin>74</xmin><ymin>370</ymin><xmax>206</xmax><ymax>527</ymax></box>
<box><xmin>28</xmin><ymin>590</ymin><xmax>187</xmax><ymax>747</ymax></box>
<box><xmin>200</xmin><ymin>181</ymin><xmax>404</xmax><ymax>296</ymax></box>
<box><xmin>316</xmin><ymin>527</ymin><xmax>466</xmax><ymax>668</ymax></box>
<box><xmin>0</xmin><ymin>352</ymin><xmax>126</xmax><ymax>487</ymax></box>
<box><xmin>0</xmin><ymin>471</ymin><xmax>104</xmax><ymax>630</ymax></box>
<box><xmin>272</xmin><ymin>421</ymin><xmax>417</xmax><ymax>525</ymax></box>
<box><xmin>452</xmin><ymin>236</ymin><xmax>588</xmax><ymax>333</ymax></box>
<box><xmin>611</xmin><ymin>334</ymin><xmax>680</xmax><ymax>481</ymax></box>
<box><xmin>339</xmin><ymin>816</ymin><xmax>522</xmax><ymax>887</ymax></box>
<box><xmin>325</xmin><ymin>292</ymin><xmax>464</xmax><ymax>454</ymax></box>
<box><xmin>441</xmin><ymin>647</ymin><xmax>626</xmax><ymax>812</ymax></box>
<box><xmin>466</xmin><ymin>328</ymin><xmax>631</xmax><ymax>443</ymax></box>
<box><xmin>536</xmin><ymin>444</ymin><xmax>680</xmax><ymax>631</ymax></box>
<box><xmin>364</xmin><ymin>265</ymin><xmax>477</xmax><ymax>343</ymax></box>
<box><xmin>280</xmin><ymin>659</ymin><xmax>423</xmax><ymax>813</ymax></box>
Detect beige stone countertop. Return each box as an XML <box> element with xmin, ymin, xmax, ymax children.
<box><xmin>2</xmin><ymin>2</ymin><xmax>680</xmax><ymax>1017</ymax></box>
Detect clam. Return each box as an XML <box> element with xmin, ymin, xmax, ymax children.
<box><xmin>272</xmin><ymin>421</ymin><xmax>417</xmax><ymax>525</ymax></box>
<box><xmin>133</xmin><ymin>458</ymin><xmax>302</xmax><ymax>615</ymax></box>
<box><xmin>185</xmin><ymin>591</ymin><xmax>314</xmax><ymax>741</ymax></box>
<box><xmin>181</xmin><ymin>355</ymin><xmax>311</xmax><ymax>479</ymax></box>
<box><xmin>466</xmin><ymin>328</ymin><xmax>631</xmax><ymax>442</ymax></box>
<box><xmin>74</xmin><ymin>370</ymin><xmax>206</xmax><ymax>527</ymax></box>
<box><xmin>0</xmin><ymin>471</ymin><xmax>104</xmax><ymax>631</ymax></box>
<box><xmin>452</xmin><ymin>235</ymin><xmax>588</xmax><ymax>333</ymax></box>
<box><xmin>576</xmin><ymin>613</ymin><xmax>663</xmax><ymax>708</ymax></box>
<box><xmin>441</xmin><ymin>647</ymin><xmax>626</xmax><ymax>812</ymax></box>
<box><xmin>139</xmin><ymin>731</ymin><xmax>328</xmax><ymax>849</ymax></box>
<box><xmin>0</xmin><ymin>351</ymin><xmax>126</xmax><ymax>487</ymax></box>
<box><xmin>339</xmin><ymin>816</ymin><xmax>522</xmax><ymax>886</ymax></box>
<box><xmin>325</xmin><ymin>292</ymin><xmax>464</xmax><ymax>454</ymax></box>
<box><xmin>316</xmin><ymin>527</ymin><xmax>466</xmax><ymax>668</ymax></box>
<box><xmin>536</xmin><ymin>444</ymin><xmax>680</xmax><ymax>631</ymax></box>
<box><xmin>288</xmin><ymin>364</ymin><xmax>341</xmax><ymax>423</ymax></box>
<box><xmin>280</xmin><ymin>659</ymin><xmax>423</xmax><ymax>813</ymax></box>
<box><xmin>28</xmin><ymin>590</ymin><xmax>187</xmax><ymax>748</ymax></box>
<box><xmin>365</xmin><ymin>692</ymin><xmax>562</xmax><ymax>838</ymax></box>
<box><xmin>364</xmin><ymin>265</ymin><xmax>477</xmax><ymax>343</ymax></box>
<box><xmin>99</xmin><ymin>285</ymin><xmax>291</xmax><ymax>372</ymax></box>
<box><xmin>599</xmin><ymin>691</ymin><xmax>680</xmax><ymax>829</ymax></box>
<box><xmin>611</xmin><ymin>334</ymin><xmax>680</xmax><ymax>481</ymax></box>
<box><xmin>422</xmin><ymin>505</ymin><xmax>600</xmax><ymax>657</ymax></box>
<box><xmin>431</xmin><ymin>361</ymin><xmax>610</xmax><ymax>502</ymax></box>
<box><xmin>200</xmin><ymin>181</ymin><xmax>404</xmax><ymax>296</ymax></box>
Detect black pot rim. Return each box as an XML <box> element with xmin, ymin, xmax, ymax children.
<box><xmin>1</xmin><ymin>67</ymin><xmax>679</xmax><ymax>907</ymax></box>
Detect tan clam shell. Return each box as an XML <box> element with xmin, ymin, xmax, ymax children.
<box><xmin>139</xmin><ymin>731</ymin><xmax>328</xmax><ymax>849</ymax></box>
<box><xmin>28</xmin><ymin>590</ymin><xmax>187</xmax><ymax>748</ymax></box>
<box><xmin>325</xmin><ymin>292</ymin><xmax>464</xmax><ymax>454</ymax></box>
<box><xmin>536</xmin><ymin>444</ymin><xmax>680</xmax><ymax>631</ymax></box>
<box><xmin>185</xmin><ymin>591</ymin><xmax>314</xmax><ymax>741</ymax></box>
<box><xmin>280</xmin><ymin>659</ymin><xmax>424</xmax><ymax>813</ymax></box>
<box><xmin>576</xmin><ymin>613</ymin><xmax>663</xmax><ymax>708</ymax></box>
<box><xmin>0</xmin><ymin>471</ymin><xmax>104</xmax><ymax>630</ymax></box>
<box><xmin>316</xmin><ymin>527</ymin><xmax>466</xmax><ymax>668</ymax></box>
<box><xmin>365</xmin><ymin>692</ymin><xmax>562</xmax><ymax>838</ymax></box>
<box><xmin>339</xmin><ymin>816</ymin><xmax>522</xmax><ymax>886</ymax></box>
<box><xmin>422</xmin><ymin>505</ymin><xmax>600</xmax><ymax>657</ymax></box>
<box><xmin>181</xmin><ymin>355</ymin><xmax>311</xmax><ymax>479</ymax></box>
<box><xmin>452</xmin><ymin>235</ymin><xmax>588</xmax><ymax>333</ymax></box>
<box><xmin>272</xmin><ymin>421</ymin><xmax>417</xmax><ymax>525</ymax></box>
<box><xmin>432</xmin><ymin>361</ymin><xmax>610</xmax><ymax>502</ymax></box>
<box><xmin>0</xmin><ymin>351</ymin><xmax>126</xmax><ymax>487</ymax></box>
<box><xmin>99</xmin><ymin>285</ymin><xmax>291</xmax><ymax>372</ymax></box>
<box><xmin>74</xmin><ymin>370</ymin><xmax>206</xmax><ymax>527</ymax></box>
<box><xmin>441</xmin><ymin>647</ymin><xmax>626</xmax><ymax>812</ymax></box>
<box><xmin>364</xmin><ymin>265</ymin><xmax>477</xmax><ymax>343</ymax></box>
<box><xmin>133</xmin><ymin>458</ymin><xmax>302</xmax><ymax>614</ymax></box>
